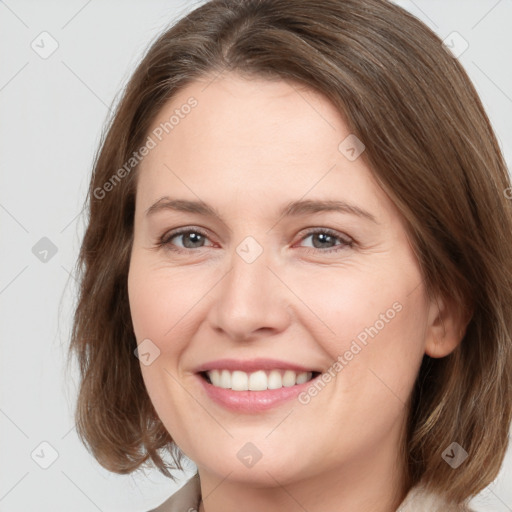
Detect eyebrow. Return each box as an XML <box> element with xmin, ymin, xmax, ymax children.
<box><xmin>145</xmin><ymin>197</ymin><xmax>378</xmax><ymax>224</ymax></box>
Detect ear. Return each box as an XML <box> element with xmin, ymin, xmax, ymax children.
<box><xmin>424</xmin><ymin>294</ymin><xmax>470</xmax><ymax>358</ymax></box>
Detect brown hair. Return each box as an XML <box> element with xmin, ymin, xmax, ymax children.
<box><xmin>68</xmin><ymin>0</ymin><xmax>512</xmax><ymax>505</ymax></box>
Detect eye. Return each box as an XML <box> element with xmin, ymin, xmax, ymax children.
<box><xmin>158</xmin><ymin>227</ymin><xmax>214</xmax><ymax>252</ymax></box>
<box><xmin>156</xmin><ymin>227</ymin><xmax>353</xmax><ymax>254</ymax></box>
<box><xmin>297</xmin><ymin>228</ymin><xmax>353</xmax><ymax>253</ymax></box>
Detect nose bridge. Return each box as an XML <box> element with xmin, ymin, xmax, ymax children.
<box><xmin>208</xmin><ymin>235</ymin><xmax>291</xmax><ymax>340</ymax></box>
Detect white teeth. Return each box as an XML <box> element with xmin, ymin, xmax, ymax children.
<box><xmin>282</xmin><ymin>370</ymin><xmax>296</xmax><ymax>387</ymax></box>
<box><xmin>296</xmin><ymin>371</ymin><xmax>309</xmax><ymax>384</ymax></box>
<box><xmin>267</xmin><ymin>370</ymin><xmax>282</xmax><ymax>390</ymax></box>
<box><xmin>206</xmin><ymin>369</ymin><xmax>314</xmax><ymax>390</ymax></box>
<box><xmin>231</xmin><ymin>370</ymin><xmax>249</xmax><ymax>391</ymax></box>
<box><xmin>248</xmin><ymin>370</ymin><xmax>267</xmax><ymax>391</ymax></box>
<box><xmin>220</xmin><ymin>369</ymin><xmax>231</xmax><ymax>389</ymax></box>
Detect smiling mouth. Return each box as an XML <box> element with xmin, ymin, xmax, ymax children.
<box><xmin>200</xmin><ymin>369</ymin><xmax>321</xmax><ymax>391</ymax></box>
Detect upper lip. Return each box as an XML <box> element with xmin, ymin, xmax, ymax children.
<box><xmin>194</xmin><ymin>358</ymin><xmax>321</xmax><ymax>374</ymax></box>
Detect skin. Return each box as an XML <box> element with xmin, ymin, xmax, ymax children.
<box><xmin>128</xmin><ymin>72</ymin><xmax>463</xmax><ymax>512</ymax></box>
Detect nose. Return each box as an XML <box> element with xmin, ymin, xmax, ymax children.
<box><xmin>206</xmin><ymin>244</ymin><xmax>292</xmax><ymax>342</ymax></box>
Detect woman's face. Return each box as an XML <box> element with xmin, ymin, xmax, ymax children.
<box><xmin>128</xmin><ymin>73</ymin><xmax>443</xmax><ymax>486</ymax></box>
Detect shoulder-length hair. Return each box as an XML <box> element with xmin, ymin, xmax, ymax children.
<box><xmin>69</xmin><ymin>0</ymin><xmax>512</xmax><ymax>505</ymax></box>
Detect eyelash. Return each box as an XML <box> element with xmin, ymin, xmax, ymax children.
<box><xmin>156</xmin><ymin>227</ymin><xmax>354</xmax><ymax>255</ymax></box>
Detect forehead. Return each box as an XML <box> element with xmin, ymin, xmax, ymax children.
<box><xmin>136</xmin><ymin>72</ymin><xmax>389</xmax><ymax>218</ymax></box>
<box><xmin>146</xmin><ymin>74</ymin><xmax>344</xmax><ymax>163</ymax></box>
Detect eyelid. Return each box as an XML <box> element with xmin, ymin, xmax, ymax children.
<box><xmin>295</xmin><ymin>226</ymin><xmax>353</xmax><ymax>244</ymax></box>
<box><xmin>157</xmin><ymin>225</ymin><xmax>354</xmax><ymax>255</ymax></box>
<box><xmin>293</xmin><ymin>227</ymin><xmax>354</xmax><ymax>253</ymax></box>
<box><xmin>160</xmin><ymin>226</ymin><xmax>214</xmax><ymax>247</ymax></box>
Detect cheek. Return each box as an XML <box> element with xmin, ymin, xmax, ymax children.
<box><xmin>128</xmin><ymin>257</ymin><xmax>204</xmax><ymax>351</ymax></box>
<box><xmin>289</xmin><ymin>263</ymin><xmax>423</xmax><ymax>341</ymax></box>
<box><xmin>128</xmin><ymin>260</ymin><xmax>203</xmax><ymax>441</ymax></box>
<box><xmin>288</xmin><ymin>263</ymin><xmax>427</xmax><ymax>399</ymax></box>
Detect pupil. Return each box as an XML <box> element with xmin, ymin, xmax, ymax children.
<box><xmin>313</xmin><ymin>233</ymin><xmax>333</xmax><ymax>248</ymax></box>
<box><xmin>184</xmin><ymin>232</ymin><xmax>203</xmax><ymax>248</ymax></box>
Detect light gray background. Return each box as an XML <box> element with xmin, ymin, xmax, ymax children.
<box><xmin>0</xmin><ymin>1</ymin><xmax>511</xmax><ymax>510</ymax></box>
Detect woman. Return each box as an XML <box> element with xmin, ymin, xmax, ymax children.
<box><xmin>69</xmin><ymin>0</ymin><xmax>512</xmax><ymax>511</ymax></box>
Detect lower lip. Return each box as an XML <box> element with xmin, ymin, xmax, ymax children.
<box><xmin>196</xmin><ymin>373</ymin><xmax>319</xmax><ymax>412</ymax></box>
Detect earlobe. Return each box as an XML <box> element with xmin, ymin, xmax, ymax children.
<box><xmin>424</xmin><ymin>295</ymin><xmax>468</xmax><ymax>359</ymax></box>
